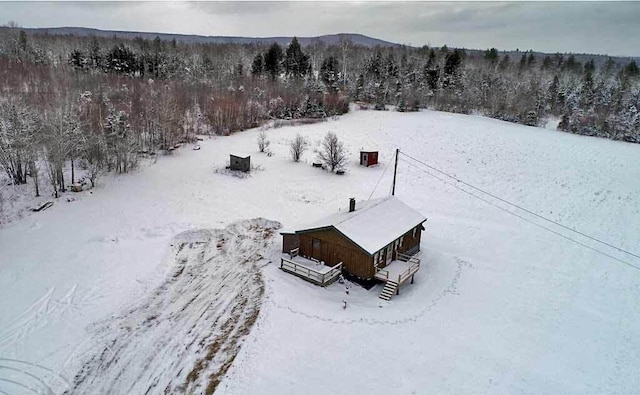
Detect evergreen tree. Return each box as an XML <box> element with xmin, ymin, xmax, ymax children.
<box><xmin>105</xmin><ymin>44</ymin><xmax>138</xmax><ymax>75</ymax></box>
<box><xmin>320</xmin><ymin>56</ymin><xmax>340</xmax><ymax>92</ymax></box>
<box><xmin>425</xmin><ymin>67</ymin><xmax>440</xmax><ymax>90</ymax></box>
<box><xmin>426</xmin><ymin>48</ymin><xmax>436</xmax><ymax>68</ymax></box>
<box><xmin>498</xmin><ymin>54</ymin><xmax>510</xmax><ymax>71</ymax></box>
<box><xmin>235</xmin><ymin>62</ymin><xmax>244</xmax><ymax>78</ymax></box>
<box><xmin>367</xmin><ymin>51</ymin><xmax>383</xmax><ymax>79</ymax></box>
<box><xmin>581</xmin><ymin>70</ymin><xmax>595</xmax><ymax>108</ymax></box>
<box><xmin>444</xmin><ymin>49</ymin><xmax>462</xmax><ymax>76</ymax></box>
<box><xmin>518</xmin><ymin>54</ymin><xmax>527</xmax><ymax>72</ymax></box>
<box><xmin>624</xmin><ymin>60</ymin><xmax>639</xmax><ymax>77</ymax></box>
<box><xmin>384</xmin><ymin>53</ymin><xmax>398</xmax><ymax>78</ymax></box>
<box><xmin>603</xmin><ymin>57</ymin><xmax>617</xmax><ymax>75</ymax></box>
<box><xmin>554</xmin><ymin>53</ymin><xmax>564</xmax><ymax>69</ymax></box>
<box><xmin>443</xmin><ymin>49</ymin><xmax>462</xmax><ymax>88</ymax></box>
<box><xmin>355</xmin><ymin>74</ymin><xmax>365</xmax><ymax>101</ymax></box>
<box><xmin>263</xmin><ymin>43</ymin><xmax>283</xmax><ymax>79</ymax></box>
<box><xmin>484</xmin><ymin>48</ymin><xmax>499</xmax><ymax>64</ymax></box>
<box><xmin>565</xmin><ymin>55</ymin><xmax>581</xmax><ymax>72</ymax></box>
<box><xmin>584</xmin><ymin>59</ymin><xmax>596</xmax><ymax>75</ymax></box>
<box><xmin>251</xmin><ymin>53</ymin><xmax>264</xmax><ymax>76</ymax></box>
<box><xmin>284</xmin><ymin>37</ymin><xmax>310</xmax><ymax>78</ymax></box>
<box><xmin>69</xmin><ymin>50</ymin><xmax>86</xmax><ymax>70</ymax></box>
<box><xmin>548</xmin><ymin>75</ymin><xmax>560</xmax><ymax>113</ymax></box>
<box><xmin>88</xmin><ymin>36</ymin><xmax>102</xmax><ymax>69</ymax></box>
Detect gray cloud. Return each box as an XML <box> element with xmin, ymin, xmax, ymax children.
<box><xmin>186</xmin><ymin>1</ymin><xmax>292</xmax><ymax>16</ymax></box>
<box><xmin>2</xmin><ymin>1</ymin><xmax>638</xmax><ymax>56</ymax></box>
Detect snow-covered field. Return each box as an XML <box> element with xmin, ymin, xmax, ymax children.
<box><xmin>1</xmin><ymin>108</ymin><xmax>639</xmax><ymax>394</ymax></box>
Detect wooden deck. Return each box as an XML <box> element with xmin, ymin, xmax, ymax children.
<box><xmin>280</xmin><ymin>257</ymin><xmax>343</xmax><ymax>287</ymax></box>
<box><xmin>374</xmin><ymin>253</ymin><xmax>420</xmax><ymax>284</ymax></box>
<box><xmin>375</xmin><ymin>253</ymin><xmax>420</xmax><ymax>300</ymax></box>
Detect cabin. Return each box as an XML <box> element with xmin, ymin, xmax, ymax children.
<box><xmin>281</xmin><ymin>196</ymin><xmax>427</xmax><ymax>299</ymax></box>
<box><xmin>229</xmin><ymin>154</ymin><xmax>250</xmax><ymax>172</ymax></box>
<box><xmin>360</xmin><ymin>151</ymin><xmax>379</xmax><ymax>167</ymax></box>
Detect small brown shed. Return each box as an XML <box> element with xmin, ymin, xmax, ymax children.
<box><xmin>281</xmin><ymin>196</ymin><xmax>427</xmax><ymax>280</ymax></box>
<box><xmin>230</xmin><ymin>154</ymin><xmax>251</xmax><ymax>172</ymax></box>
<box><xmin>360</xmin><ymin>151</ymin><xmax>379</xmax><ymax>167</ymax></box>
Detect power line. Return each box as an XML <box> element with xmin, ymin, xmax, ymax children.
<box><xmin>367</xmin><ymin>152</ymin><xmax>393</xmax><ymax>200</ymax></box>
<box><xmin>399</xmin><ymin>151</ymin><xmax>640</xmax><ymax>261</ymax></box>
<box><xmin>398</xmin><ymin>157</ymin><xmax>640</xmax><ymax>271</ymax></box>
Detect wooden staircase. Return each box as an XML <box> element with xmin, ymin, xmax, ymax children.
<box><xmin>379</xmin><ymin>280</ymin><xmax>399</xmax><ymax>301</ymax></box>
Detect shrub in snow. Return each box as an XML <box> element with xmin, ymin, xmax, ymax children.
<box><xmin>525</xmin><ymin>111</ymin><xmax>539</xmax><ymax>126</ymax></box>
<box><xmin>257</xmin><ymin>130</ymin><xmax>270</xmax><ymax>153</ymax></box>
<box><xmin>289</xmin><ymin>133</ymin><xmax>308</xmax><ymax>162</ymax></box>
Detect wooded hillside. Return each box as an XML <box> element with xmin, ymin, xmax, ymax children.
<box><xmin>1</xmin><ymin>26</ymin><xmax>638</xmax><ymax>197</ymax></box>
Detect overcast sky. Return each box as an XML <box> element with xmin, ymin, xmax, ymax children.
<box><xmin>2</xmin><ymin>1</ymin><xmax>639</xmax><ymax>57</ymax></box>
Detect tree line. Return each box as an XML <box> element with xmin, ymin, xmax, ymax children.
<box><xmin>0</xmin><ymin>26</ymin><xmax>638</xmax><ymax>199</ymax></box>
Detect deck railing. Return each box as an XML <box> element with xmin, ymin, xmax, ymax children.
<box><xmin>397</xmin><ymin>262</ymin><xmax>420</xmax><ymax>284</ymax></box>
<box><xmin>397</xmin><ymin>252</ymin><xmax>420</xmax><ymax>265</ymax></box>
<box><xmin>375</xmin><ymin>253</ymin><xmax>421</xmax><ymax>284</ymax></box>
<box><xmin>280</xmin><ymin>257</ymin><xmax>343</xmax><ymax>286</ymax></box>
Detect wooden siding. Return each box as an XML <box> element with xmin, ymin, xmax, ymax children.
<box><xmin>298</xmin><ymin>228</ymin><xmax>375</xmax><ymax>279</ymax></box>
<box><xmin>359</xmin><ymin>151</ymin><xmax>379</xmax><ymax>167</ymax></box>
<box><xmin>281</xmin><ymin>234</ymin><xmax>300</xmax><ymax>253</ymax></box>
<box><xmin>371</xmin><ymin>225</ymin><xmax>423</xmax><ymax>266</ymax></box>
<box><xmin>397</xmin><ymin>226</ymin><xmax>422</xmax><ymax>256</ymax></box>
<box><xmin>288</xmin><ymin>222</ymin><xmax>425</xmax><ymax>281</ymax></box>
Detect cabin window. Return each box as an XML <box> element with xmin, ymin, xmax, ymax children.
<box><xmin>400</xmin><ymin>236</ymin><xmax>404</xmax><ymax>246</ymax></box>
<box><xmin>374</xmin><ymin>252</ymin><xmax>378</xmax><ymax>262</ymax></box>
<box><xmin>377</xmin><ymin>251</ymin><xmax>384</xmax><ymax>264</ymax></box>
<box><xmin>412</xmin><ymin>227</ymin><xmax>417</xmax><ymax>238</ymax></box>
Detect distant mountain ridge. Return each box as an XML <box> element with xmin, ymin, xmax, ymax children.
<box><xmin>21</xmin><ymin>27</ymin><xmax>401</xmax><ymax>48</ymax></box>
<box><xmin>18</xmin><ymin>26</ymin><xmax>638</xmax><ymax>64</ymax></box>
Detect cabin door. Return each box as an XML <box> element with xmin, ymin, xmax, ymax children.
<box><xmin>385</xmin><ymin>244</ymin><xmax>393</xmax><ymax>265</ymax></box>
<box><xmin>312</xmin><ymin>238</ymin><xmax>322</xmax><ymax>260</ymax></box>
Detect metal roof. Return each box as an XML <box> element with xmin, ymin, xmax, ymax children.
<box><xmin>289</xmin><ymin>196</ymin><xmax>427</xmax><ymax>255</ymax></box>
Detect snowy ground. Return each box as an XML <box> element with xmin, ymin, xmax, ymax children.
<box><xmin>1</xmin><ymin>108</ymin><xmax>639</xmax><ymax>394</ymax></box>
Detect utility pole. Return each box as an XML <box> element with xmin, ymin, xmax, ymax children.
<box><xmin>392</xmin><ymin>148</ymin><xmax>399</xmax><ymax>196</ymax></box>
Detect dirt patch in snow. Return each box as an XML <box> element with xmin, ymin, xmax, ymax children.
<box><xmin>66</xmin><ymin>218</ymin><xmax>280</xmax><ymax>395</ymax></box>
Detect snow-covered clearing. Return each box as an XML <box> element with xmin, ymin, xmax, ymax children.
<box><xmin>1</xmin><ymin>108</ymin><xmax>639</xmax><ymax>394</ymax></box>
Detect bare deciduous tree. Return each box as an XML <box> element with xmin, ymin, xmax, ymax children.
<box><xmin>27</xmin><ymin>158</ymin><xmax>40</xmax><ymax>197</ymax></box>
<box><xmin>257</xmin><ymin>130</ymin><xmax>270</xmax><ymax>152</ymax></box>
<box><xmin>0</xmin><ymin>99</ymin><xmax>39</xmax><ymax>186</ymax></box>
<box><xmin>43</xmin><ymin>103</ymin><xmax>81</xmax><ymax>193</ymax></box>
<box><xmin>338</xmin><ymin>35</ymin><xmax>351</xmax><ymax>87</ymax></box>
<box><xmin>289</xmin><ymin>133</ymin><xmax>308</xmax><ymax>162</ymax></box>
<box><xmin>318</xmin><ymin>131</ymin><xmax>347</xmax><ymax>172</ymax></box>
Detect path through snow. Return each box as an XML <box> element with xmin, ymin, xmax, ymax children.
<box><xmin>66</xmin><ymin>219</ymin><xmax>279</xmax><ymax>395</ymax></box>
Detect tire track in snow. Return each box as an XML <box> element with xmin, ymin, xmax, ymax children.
<box><xmin>0</xmin><ymin>358</ymin><xmax>70</xmax><ymax>395</ymax></box>
<box><xmin>66</xmin><ymin>219</ymin><xmax>280</xmax><ymax>395</ymax></box>
<box><xmin>0</xmin><ymin>284</ymin><xmax>107</xmax><ymax>355</ymax></box>
<box><xmin>0</xmin><ymin>289</ymin><xmax>56</xmax><ymax>351</ymax></box>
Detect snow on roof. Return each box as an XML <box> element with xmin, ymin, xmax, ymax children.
<box><xmin>292</xmin><ymin>196</ymin><xmax>427</xmax><ymax>255</ymax></box>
